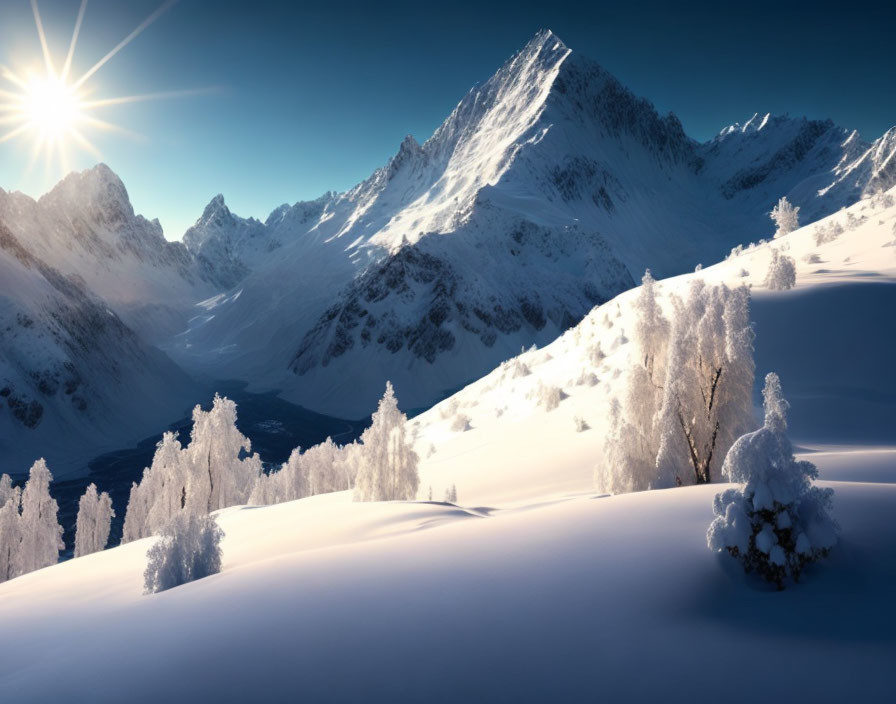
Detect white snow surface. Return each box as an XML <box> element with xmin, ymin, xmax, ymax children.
<box><xmin>1</xmin><ymin>187</ymin><xmax>894</xmax><ymax>702</ymax></box>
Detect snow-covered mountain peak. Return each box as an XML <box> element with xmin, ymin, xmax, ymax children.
<box><xmin>39</xmin><ymin>162</ymin><xmax>134</xmax><ymax>227</ymax></box>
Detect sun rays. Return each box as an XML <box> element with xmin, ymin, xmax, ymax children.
<box><xmin>0</xmin><ymin>0</ymin><xmax>194</xmax><ymax>178</ymax></box>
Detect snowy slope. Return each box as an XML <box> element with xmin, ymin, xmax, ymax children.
<box><xmin>410</xmin><ymin>187</ymin><xmax>896</xmax><ymax>505</ymax></box>
<box><xmin>1</xmin><ymin>465</ymin><xmax>893</xmax><ymax>703</ymax></box>
<box><xmin>168</xmin><ymin>30</ymin><xmax>895</xmax><ymax>418</ymax></box>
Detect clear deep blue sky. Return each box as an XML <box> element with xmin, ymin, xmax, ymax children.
<box><xmin>0</xmin><ymin>0</ymin><xmax>893</xmax><ymax>239</ymax></box>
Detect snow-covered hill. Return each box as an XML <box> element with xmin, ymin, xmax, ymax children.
<box><xmin>168</xmin><ymin>30</ymin><xmax>896</xmax><ymax>418</ymax></box>
<box><xmin>1</xmin><ymin>189</ymin><xmax>894</xmax><ymax>702</ymax></box>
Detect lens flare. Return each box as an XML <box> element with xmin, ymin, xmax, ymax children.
<box><xmin>0</xmin><ymin>0</ymin><xmax>199</xmax><ymax>177</ymax></box>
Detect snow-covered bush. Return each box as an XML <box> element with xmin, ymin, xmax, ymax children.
<box><xmin>451</xmin><ymin>414</ymin><xmax>471</xmax><ymax>432</ymax></box>
<box><xmin>814</xmin><ymin>220</ymin><xmax>844</xmax><ymax>245</ymax></box>
<box><xmin>573</xmin><ymin>416</ymin><xmax>589</xmax><ymax>432</ymax></box>
<box><xmin>144</xmin><ymin>513</ymin><xmax>224</xmax><ymax>594</ymax></box>
<box><xmin>869</xmin><ymin>190</ymin><xmax>894</xmax><ymax>209</ymax></box>
<box><xmin>74</xmin><ymin>484</ymin><xmax>114</xmax><ymax>558</ymax></box>
<box><xmin>764</xmin><ymin>248</ymin><xmax>796</xmax><ymax>290</ymax></box>
<box><xmin>532</xmin><ymin>383</ymin><xmax>566</xmax><ymax>410</ymax></box>
<box><xmin>354</xmin><ymin>382</ymin><xmax>419</xmax><ymax>502</ymax></box>
<box><xmin>770</xmin><ymin>197</ymin><xmax>799</xmax><ymax>238</ymax></box>
<box><xmin>438</xmin><ymin>398</ymin><xmax>459</xmax><ymax>420</ymax></box>
<box><xmin>509</xmin><ymin>359</ymin><xmax>531</xmax><ymax>378</ymax></box>
<box><xmin>444</xmin><ymin>484</ymin><xmax>457</xmax><ymax>503</ymax></box>
<box><xmin>845</xmin><ymin>211</ymin><xmax>865</xmax><ymax>230</ymax></box>
<box><xmin>574</xmin><ymin>370</ymin><xmax>599</xmax><ymax>387</ymax></box>
<box><xmin>708</xmin><ymin>374</ymin><xmax>838</xmax><ymax>588</ymax></box>
<box><xmin>803</xmin><ymin>252</ymin><xmax>821</xmax><ymax>264</ymax></box>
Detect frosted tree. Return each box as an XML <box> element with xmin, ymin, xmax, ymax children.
<box><xmin>124</xmin><ymin>396</ymin><xmax>261</xmax><ymax>538</ymax></box>
<box><xmin>770</xmin><ymin>197</ymin><xmax>800</xmax><ymax>238</ymax></box>
<box><xmin>142</xmin><ymin>432</ymin><xmax>188</xmax><ymax>537</ymax></box>
<box><xmin>144</xmin><ymin>513</ymin><xmax>224</xmax><ymax>594</ymax></box>
<box><xmin>0</xmin><ymin>473</ymin><xmax>13</xmax><ymax>507</ymax></box>
<box><xmin>354</xmin><ymin>382</ymin><xmax>419</xmax><ymax>502</ymax></box>
<box><xmin>121</xmin><ymin>478</ymin><xmax>150</xmax><ymax>543</ymax></box>
<box><xmin>0</xmin><ymin>484</ymin><xmax>21</xmax><ymax>582</ymax></box>
<box><xmin>764</xmin><ymin>248</ymin><xmax>797</xmax><ymax>290</ymax></box>
<box><xmin>183</xmin><ymin>395</ymin><xmax>260</xmax><ymax>515</ymax></box>
<box><xmin>74</xmin><ymin>484</ymin><xmax>115</xmax><ymax>558</ymax></box>
<box><xmin>655</xmin><ymin>281</ymin><xmax>755</xmax><ymax>486</ymax></box>
<box><xmin>305</xmin><ymin>437</ymin><xmax>343</xmax><ymax>496</ymax></box>
<box><xmin>444</xmin><ymin>484</ymin><xmax>457</xmax><ymax>503</ymax></box>
<box><xmin>595</xmin><ymin>271</ymin><xmax>753</xmax><ymax>493</ymax></box>
<box><xmin>17</xmin><ymin>459</ymin><xmax>64</xmax><ymax>575</ymax></box>
<box><xmin>708</xmin><ymin>373</ymin><xmax>838</xmax><ymax>588</ymax></box>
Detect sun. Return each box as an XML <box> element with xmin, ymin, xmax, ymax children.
<box><xmin>22</xmin><ymin>74</ymin><xmax>84</xmax><ymax>138</ymax></box>
<box><xmin>0</xmin><ymin>0</ymin><xmax>188</xmax><ymax>176</ymax></box>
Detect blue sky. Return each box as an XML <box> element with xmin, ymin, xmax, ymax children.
<box><xmin>0</xmin><ymin>0</ymin><xmax>893</xmax><ymax>240</ymax></box>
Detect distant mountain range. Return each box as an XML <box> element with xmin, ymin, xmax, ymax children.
<box><xmin>1</xmin><ymin>29</ymin><xmax>894</xmax><ymax>468</ymax></box>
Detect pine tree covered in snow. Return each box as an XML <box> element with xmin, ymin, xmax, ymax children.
<box><xmin>16</xmin><ymin>459</ymin><xmax>64</xmax><ymax>575</ymax></box>
<box><xmin>354</xmin><ymin>382</ymin><xmax>419</xmax><ymax>502</ymax></box>
<box><xmin>708</xmin><ymin>373</ymin><xmax>838</xmax><ymax>588</ymax></box>
<box><xmin>770</xmin><ymin>197</ymin><xmax>800</xmax><ymax>238</ymax></box>
<box><xmin>144</xmin><ymin>513</ymin><xmax>224</xmax><ymax>594</ymax></box>
<box><xmin>74</xmin><ymin>484</ymin><xmax>115</xmax><ymax>558</ymax></box>
<box><xmin>444</xmin><ymin>484</ymin><xmax>458</xmax><ymax>503</ymax></box>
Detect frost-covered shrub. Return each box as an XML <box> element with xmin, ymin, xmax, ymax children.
<box><xmin>845</xmin><ymin>211</ymin><xmax>866</xmax><ymax>230</ymax></box>
<box><xmin>573</xmin><ymin>416</ymin><xmax>589</xmax><ymax>432</ymax></box>
<box><xmin>444</xmin><ymin>484</ymin><xmax>457</xmax><ymax>503</ymax></box>
<box><xmin>451</xmin><ymin>414</ymin><xmax>471</xmax><ymax>432</ymax></box>
<box><xmin>533</xmin><ymin>383</ymin><xmax>566</xmax><ymax>411</ymax></box>
<box><xmin>803</xmin><ymin>252</ymin><xmax>821</xmax><ymax>264</ymax></box>
<box><xmin>438</xmin><ymin>398</ymin><xmax>459</xmax><ymax>420</ymax></box>
<box><xmin>144</xmin><ymin>513</ymin><xmax>224</xmax><ymax>594</ymax></box>
<box><xmin>770</xmin><ymin>197</ymin><xmax>800</xmax><ymax>238</ymax></box>
<box><xmin>510</xmin><ymin>359</ymin><xmax>531</xmax><ymax>378</ymax></box>
<box><xmin>764</xmin><ymin>248</ymin><xmax>796</xmax><ymax>290</ymax></box>
<box><xmin>727</xmin><ymin>244</ymin><xmax>745</xmax><ymax>260</ymax></box>
<box><xmin>589</xmin><ymin>342</ymin><xmax>605</xmax><ymax>365</ymax></box>
<box><xmin>814</xmin><ymin>220</ymin><xmax>844</xmax><ymax>245</ymax></box>
<box><xmin>574</xmin><ymin>370</ymin><xmax>599</xmax><ymax>387</ymax></box>
<box><xmin>739</xmin><ymin>268</ymin><xmax>749</xmax><ymax>278</ymax></box>
<box><xmin>708</xmin><ymin>374</ymin><xmax>838</xmax><ymax>589</ymax></box>
<box><xmin>869</xmin><ymin>190</ymin><xmax>894</xmax><ymax>209</ymax></box>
